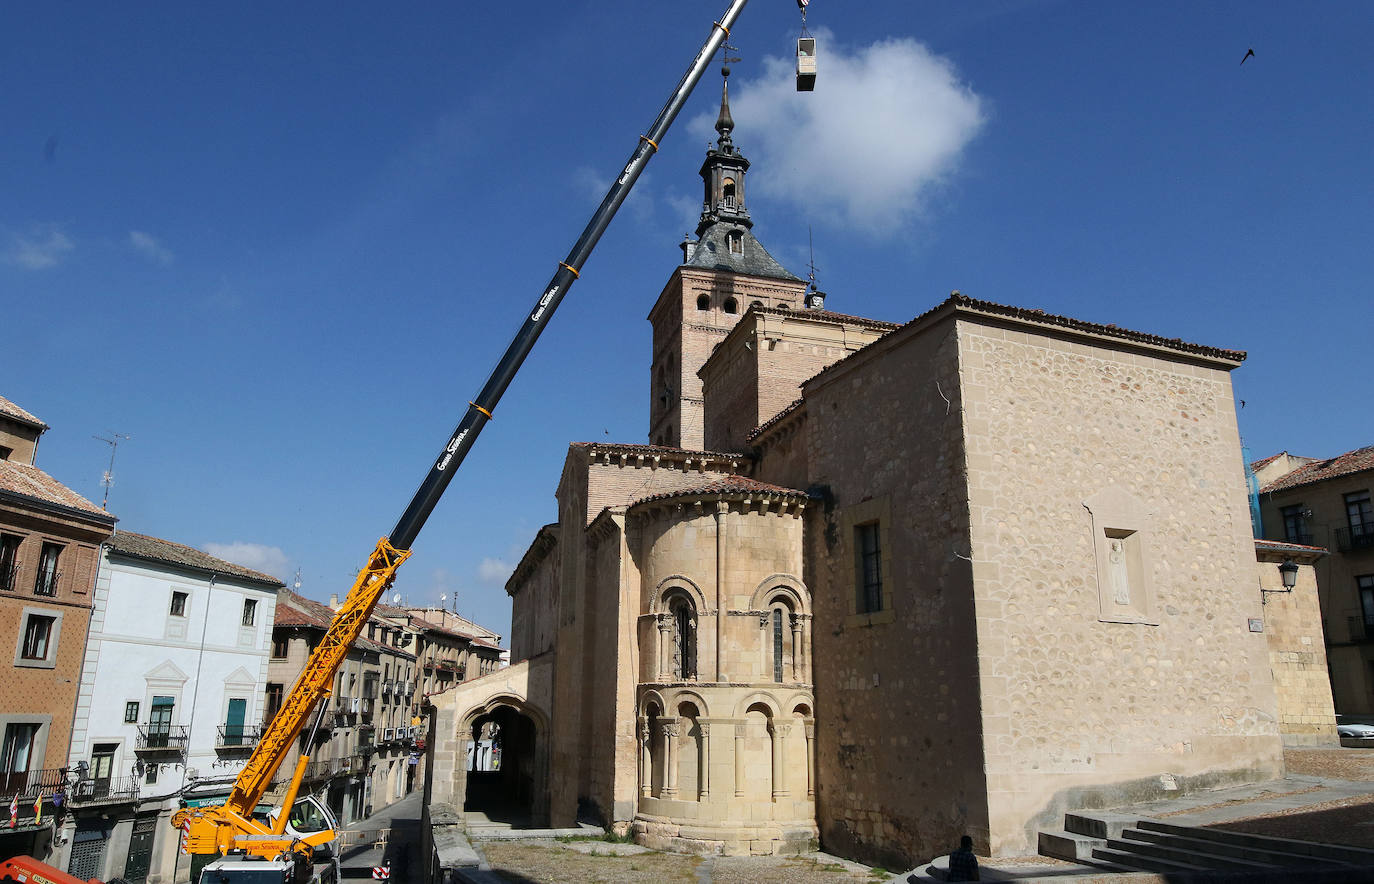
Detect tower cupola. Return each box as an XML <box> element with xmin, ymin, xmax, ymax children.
<box><xmin>696</xmin><ymin>65</ymin><xmax>752</xmax><ymax>236</ymax></box>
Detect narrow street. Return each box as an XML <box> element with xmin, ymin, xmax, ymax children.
<box><xmin>337</xmin><ymin>791</ymin><xmax>423</xmax><ymax>881</ymax></box>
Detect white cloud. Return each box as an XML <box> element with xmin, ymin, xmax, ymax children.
<box><xmin>204</xmin><ymin>542</ymin><xmax>291</xmax><ymax>581</ymax></box>
<box><xmin>690</xmin><ymin>31</ymin><xmax>986</xmax><ymax>234</ymax></box>
<box><xmin>476</xmin><ymin>557</ymin><xmax>513</xmax><ymax>586</ymax></box>
<box><xmin>129</xmin><ymin>230</ymin><xmax>173</xmax><ymax>265</ymax></box>
<box><xmin>4</xmin><ymin>225</ymin><xmax>74</xmax><ymax>269</ymax></box>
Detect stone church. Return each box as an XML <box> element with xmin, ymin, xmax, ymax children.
<box><xmin>430</xmin><ymin>76</ymin><xmax>1286</xmax><ymax>868</ymax></box>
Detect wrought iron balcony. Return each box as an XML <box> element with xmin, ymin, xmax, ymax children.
<box><xmin>0</xmin><ymin>767</ymin><xmax>67</xmax><ymax>799</ymax></box>
<box><xmin>135</xmin><ymin>724</ymin><xmax>189</xmax><ymax>753</ymax></box>
<box><xmin>70</xmin><ymin>775</ymin><xmax>139</xmax><ymax>804</ymax></box>
<box><xmin>1335</xmin><ymin>525</ymin><xmax>1374</xmax><ymax>553</ymax></box>
<box><xmin>216</xmin><ymin>723</ymin><xmax>264</xmax><ymax>749</ymax></box>
<box><xmin>33</xmin><ymin>569</ymin><xmax>60</xmax><ymax>597</ymax></box>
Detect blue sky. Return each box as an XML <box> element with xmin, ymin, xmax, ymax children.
<box><xmin>5</xmin><ymin>1</ymin><xmax>1372</xmax><ymax>640</ymax></box>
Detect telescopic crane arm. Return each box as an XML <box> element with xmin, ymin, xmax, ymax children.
<box><xmin>174</xmin><ymin>0</ymin><xmax>751</xmax><ymax>865</ymax></box>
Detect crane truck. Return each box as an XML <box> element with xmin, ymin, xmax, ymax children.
<box><xmin>167</xmin><ymin>2</ymin><xmax>762</xmax><ymax>882</ymax></box>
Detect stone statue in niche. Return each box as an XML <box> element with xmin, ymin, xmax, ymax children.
<box><xmin>1108</xmin><ymin>536</ymin><xmax>1131</xmax><ymax>605</ymax></box>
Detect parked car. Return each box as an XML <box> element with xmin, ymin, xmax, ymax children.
<box><xmin>1336</xmin><ymin>721</ymin><xmax>1374</xmax><ymax>739</ymax></box>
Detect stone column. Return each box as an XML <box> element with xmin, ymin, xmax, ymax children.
<box><xmin>662</xmin><ymin>722</ymin><xmax>680</xmax><ymax>798</ymax></box>
<box><xmin>638</xmin><ymin>719</ymin><xmax>652</xmax><ymax>798</ymax></box>
<box><xmin>790</xmin><ymin>615</ymin><xmax>803</xmax><ymax>682</ymax></box>
<box><xmin>698</xmin><ymin>723</ymin><xmax>711</xmax><ymax>800</ymax></box>
<box><xmin>801</xmin><ymin>614</ymin><xmax>812</xmax><ymax>683</ymax></box>
<box><xmin>714</xmin><ymin>501</ymin><xmax>728</xmax><ymax>682</ymax></box>
<box><xmin>804</xmin><ymin>720</ymin><xmax>815</xmax><ymax>798</ymax></box>
<box><xmin>656</xmin><ymin>615</ymin><xmax>671</xmax><ymax>679</ymax></box>
<box><xmin>771</xmin><ymin>723</ymin><xmax>791</xmax><ymax>800</ymax></box>
<box><xmin>733</xmin><ymin>723</ymin><xmax>747</xmax><ymax>797</ymax></box>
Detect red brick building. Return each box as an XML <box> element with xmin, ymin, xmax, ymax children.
<box><xmin>0</xmin><ymin>394</ymin><xmax>115</xmax><ymax>860</ymax></box>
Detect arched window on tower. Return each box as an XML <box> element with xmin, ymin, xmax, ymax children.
<box><xmin>696</xmin><ymin>294</ymin><xmax>710</xmax><ymax>311</ymax></box>
<box><xmin>723</xmin><ymin>297</ymin><xmax>738</xmax><ymax>315</ymax></box>
<box><xmin>668</xmin><ymin>594</ymin><xmax>696</xmax><ymax>679</ymax></box>
<box><xmin>722</xmin><ymin>177</ymin><xmax>737</xmax><ymax>208</ymax></box>
<box><xmin>727</xmin><ymin>230</ymin><xmax>744</xmax><ymax>256</ymax></box>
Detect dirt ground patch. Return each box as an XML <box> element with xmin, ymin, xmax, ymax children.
<box><xmin>477</xmin><ymin>841</ymin><xmax>885</xmax><ymax>883</ymax></box>
<box><xmin>1284</xmin><ymin>746</ymin><xmax>1374</xmax><ymax>782</ymax></box>
<box><xmin>480</xmin><ymin>841</ymin><xmax>702</xmax><ymax>883</ymax></box>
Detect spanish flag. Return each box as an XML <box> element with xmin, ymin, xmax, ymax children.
<box><xmin>33</xmin><ymin>794</ymin><xmax>42</xmax><ymax>826</ymax></box>
<box><xmin>8</xmin><ymin>794</ymin><xmax>16</xmax><ymax>828</ymax></box>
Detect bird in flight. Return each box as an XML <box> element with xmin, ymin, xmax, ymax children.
<box><xmin>1240</xmin><ymin>48</ymin><xmax>1255</xmax><ymax>65</ymax></box>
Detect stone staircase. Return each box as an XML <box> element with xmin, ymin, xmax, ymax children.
<box><xmin>1040</xmin><ymin>811</ymin><xmax>1374</xmax><ymax>881</ymax></box>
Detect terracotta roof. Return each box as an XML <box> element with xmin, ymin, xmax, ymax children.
<box><xmin>746</xmin><ymin>398</ymin><xmax>805</xmax><ymax>444</ymax></box>
<box><xmin>809</xmin><ymin>293</ymin><xmax>1246</xmax><ymax>390</ymax></box>
<box><xmin>571</xmin><ymin>441</ymin><xmax>746</xmax><ymax>460</ymax></box>
<box><xmin>1254</xmin><ymin>539</ymin><xmax>1328</xmax><ymax>555</ymax></box>
<box><xmin>1249</xmin><ymin>452</ymin><xmax>1284</xmax><ymax>473</ymax></box>
<box><xmin>0</xmin><ymin>460</ymin><xmax>115</xmax><ymax>521</ymax></box>
<box><xmin>0</xmin><ymin>395</ymin><xmax>47</xmax><ymax>430</ymax></box>
<box><xmin>106</xmin><ymin>532</ymin><xmax>283</xmax><ymax>587</ymax></box>
<box><xmin>630</xmin><ymin>476</ymin><xmax>808</xmax><ymax>509</ymax></box>
<box><xmin>1260</xmin><ymin>444</ymin><xmax>1374</xmax><ymax>493</ymax></box>
<box><xmin>271</xmin><ymin>589</ymin><xmax>401</xmax><ymax>656</ymax></box>
<box><xmin>408</xmin><ymin>615</ymin><xmax>468</xmax><ymax>644</ymax></box>
<box><xmin>752</xmin><ymin>305</ymin><xmax>900</xmax><ymax>332</ymax></box>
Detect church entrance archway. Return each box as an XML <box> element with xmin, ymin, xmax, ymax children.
<box><xmin>461</xmin><ymin>701</ymin><xmax>545</xmax><ymax>827</ymax></box>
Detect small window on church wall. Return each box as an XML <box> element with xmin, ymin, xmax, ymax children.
<box><xmin>727</xmin><ymin>230</ymin><xmax>743</xmax><ymax>255</ymax></box>
<box><xmin>669</xmin><ymin>596</ymin><xmax>696</xmax><ymax>679</ymax></box>
<box><xmin>772</xmin><ymin>608</ymin><xmax>784</xmax><ymax>683</ymax></box>
<box><xmin>696</xmin><ymin>294</ymin><xmax>710</xmax><ymax>311</ymax></box>
<box><xmin>723</xmin><ymin>297</ymin><xmax>738</xmax><ymax>315</ymax></box>
<box><xmin>723</xmin><ymin>178</ymin><xmax>737</xmax><ymax>207</ymax></box>
<box><xmin>856</xmin><ymin>522</ymin><xmax>883</xmax><ymax>614</ymax></box>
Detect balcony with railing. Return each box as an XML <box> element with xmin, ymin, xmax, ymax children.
<box><xmin>34</xmin><ymin>568</ymin><xmax>60</xmax><ymax>597</ymax></box>
<box><xmin>70</xmin><ymin>775</ymin><xmax>140</xmax><ymax>804</ymax></box>
<box><xmin>135</xmin><ymin>724</ymin><xmax>190</xmax><ymax>754</ymax></box>
<box><xmin>1335</xmin><ymin>525</ymin><xmax>1374</xmax><ymax>554</ymax></box>
<box><xmin>216</xmin><ymin>723</ymin><xmax>265</xmax><ymax>750</ymax></box>
<box><xmin>0</xmin><ymin>767</ymin><xmax>68</xmax><ymax>799</ymax></box>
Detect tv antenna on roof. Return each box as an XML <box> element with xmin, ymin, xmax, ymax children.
<box><xmin>93</xmin><ymin>432</ymin><xmax>131</xmax><ymax>511</ymax></box>
<box><xmin>806</xmin><ymin>226</ymin><xmax>820</xmax><ymax>292</ymax></box>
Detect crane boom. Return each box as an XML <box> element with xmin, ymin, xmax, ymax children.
<box><xmin>175</xmin><ymin>0</ymin><xmax>750</xmax><ymax>868</ymax></box>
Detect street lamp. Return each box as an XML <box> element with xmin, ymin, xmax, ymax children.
<box><xmin>1278</xmin><ymin>559</ymin><xmax>1300</xmax><ymax>590</ymax></box>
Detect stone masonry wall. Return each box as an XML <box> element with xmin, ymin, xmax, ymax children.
<box><xmin>1257</xmin><ymin>555</ymin><xmax>1338</xmax><ymax>745</ymax></box>
<box><xmin>957</xmin><ymin>317</ymin><xmax>1284</xmax><ymax>855</ymax></box>
<box><xmin>800</xmin><ymin>320</ymin><xmax>986</xmax><ymax>871</ymax></box>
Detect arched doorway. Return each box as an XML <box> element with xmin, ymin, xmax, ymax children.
<box><xmin>462</xmin><ymin>702</ymin><xmax>543</xmax><ymax>826</ymax></box>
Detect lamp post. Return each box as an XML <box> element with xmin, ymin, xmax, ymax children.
<box><xmin>1278</xmin><ymin>559</ymin><xmax>1300</xmax><ymax>590</ymax></box>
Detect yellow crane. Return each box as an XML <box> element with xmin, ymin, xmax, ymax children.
<box><xmin>169</xmin><ymin>1</ymin><xmax>790</xmax><ymax>880</ymax></box>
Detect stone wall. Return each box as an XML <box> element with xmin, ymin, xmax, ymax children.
<box><xmin>507</xmin><ymin>526</ymin><xmax>559</xmax><ymax>662</ymax></box>
<box><xmin>799</xmin><ymin>317</ymin><xmax>985</xmax><ymax>872</ymax></box>
<box><xmin>1256</xmin><ymin>549</ymin><xmax>1338</xmax><ymax>745</ymax></box>
<box><xmin>1258</xmin><ymin>471</ymin><xmax>1374</xmax><ymax>714</ymax></box>
<box><xmin>701</xmin><ymin>308</ymin><xmax>891</xmax><ymax>453</ymax></box>
<box><xmin>956</xmin><ymin>314</ymin><xmax>1283</xmax><ymax>855</ymax></box>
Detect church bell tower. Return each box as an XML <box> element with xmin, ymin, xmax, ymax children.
<box><xmin>647</xmin><ymin>64</ymin><xmax>808</xmax><ymax>450</ymax></box>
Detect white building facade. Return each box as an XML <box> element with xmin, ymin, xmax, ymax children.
<box><xmin>60</xmin><ymin>532</ymin><xmax>281</xmax><ymax>884</ymax></box>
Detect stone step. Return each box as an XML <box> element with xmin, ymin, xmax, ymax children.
<box><xmin>1126</xmin><ymin>826</ymin><xmax>1350</xmax><ymax>868</ymax></box>
<box><xmin>1090</xmin><ymin>845</ymin><xmax>1211</xmax><ymax>874</ymax></box>
<box><xmin>1106</xmin><ymin>835</ymin><xmax>1273</xmax><ymax>871</ymax></box>
<box><xmin>1136</xmin><ymin>819</ymin><xmax>1374</xmax><ymax>866</ymax></box>
<box><xmin>1037</xmin><ymin>829</ymin><xmax>1103</xmax><ymax>862</ymax></box>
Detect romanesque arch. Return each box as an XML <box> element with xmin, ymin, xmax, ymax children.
<box><xmin>459</xmin><ymin>695</ymin><xmax>548</xmax><ymax>826</ymax></box>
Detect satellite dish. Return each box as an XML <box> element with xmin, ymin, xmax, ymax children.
<box><xmin>392</xmin><ymin>593</ymin><xmax>402</xmax><ymax>605</ymax></box>
<box><xmin>440</xmin><ymin>594</ymin><xmax>448</xmax><ymax>603</ymax></box>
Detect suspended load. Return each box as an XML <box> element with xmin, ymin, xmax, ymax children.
<box><xmin>796</xmin><ymin>37</ymin><xmax>816</xmax><ymax>91</ymax></box>
<box><xmin>795</xmin><ymin>0</ymin><xmax>816</xmax><ymax>92</ymax></box>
